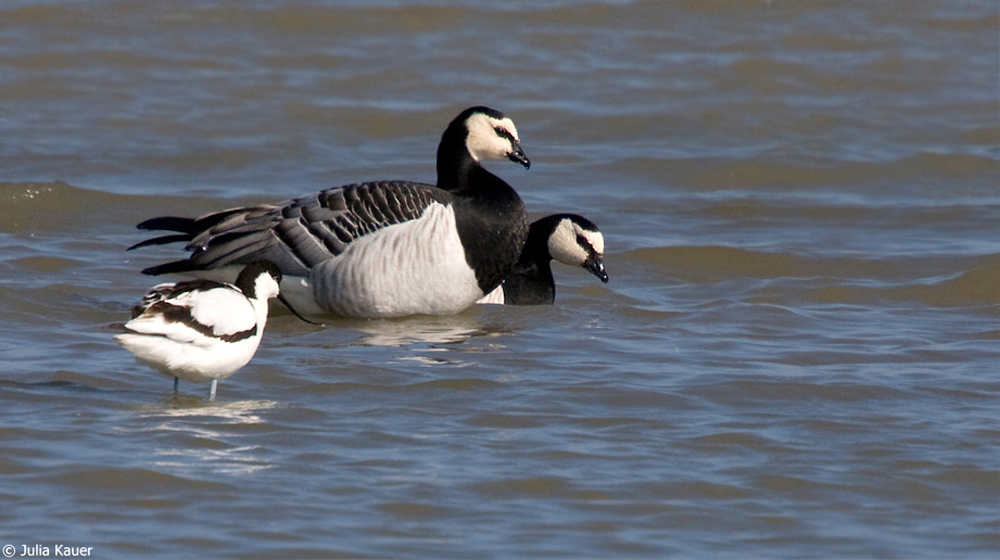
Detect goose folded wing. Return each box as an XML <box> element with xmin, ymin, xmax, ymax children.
<box><xmin>143</xmin><ymin>181</ymin><xmax>450</xmax><ymax>277</ymax></box>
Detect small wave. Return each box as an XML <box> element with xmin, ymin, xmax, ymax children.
<box><xmin>809</xmin><ymin>262</ymin><xmax>1000</xmax><ymax>308</ymax></box>
<box><xmin>623</xmin><ymin>246</ymin><xmax>1000</xmax><ymax>308</ymax></box>
<box><xmin>0</xmin><ymin>181</ymin><xmax>225</xmax><ymax>237</ymax></box>
<box><xmin>637</xmin><ymin>152</ymin><xmax>1000</xmax><ymax>192</ymax></box>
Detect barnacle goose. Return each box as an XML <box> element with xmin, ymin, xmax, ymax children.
<box><xmin>115</xmin><ymin>261</ymin><xmax>283</xmax><ymax>401</ymax></box>
<box><xmin>130</xmin><ymin>106</ymin><xmax>531</xmax><ymax>318</ymax></box>
<box><xmin>478</xmin><ymin>214</ymin><xmax>607</xmax><ymax>305</ymax></box>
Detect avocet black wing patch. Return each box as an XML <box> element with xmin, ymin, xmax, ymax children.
<box><xmin>125</xmin><ymin>280</ymin><xmax>258</xmax><ymax>344</ymax></box>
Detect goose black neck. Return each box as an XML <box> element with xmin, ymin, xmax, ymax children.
<box><xmin>436</xmin><ymin>120</ymin><xmax>480</xmax><ymax>192</ymax></box>
<box><xmin>502</xmin><ymin>260</ymin><xmax>556</xmax><ymax>305</ymax></box>
<box><xmin>520</xmin><ymin>217</ymin><xmax>561</xmax><ymax>265</ymax></box>
<box><xmin>499</xmin><ymin>219</ymin><xmax>559</xmax><ymax>305</ymax></box>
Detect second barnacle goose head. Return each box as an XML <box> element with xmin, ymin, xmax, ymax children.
<box><xmin>544</xmin><ymin>215</ymin><xmax>608</xmax><ymax>283</ymax></box>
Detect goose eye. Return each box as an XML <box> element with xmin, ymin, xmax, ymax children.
<box><xmin>494</xmin><ymin>126</ymin><xmax>513</xmax><ymax>140</ymax></box>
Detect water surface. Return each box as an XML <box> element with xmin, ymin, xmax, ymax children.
<box><xmin>1</xmin><ymin>1</ymin><xmax>997</xmax><ymax>558</ymax></box>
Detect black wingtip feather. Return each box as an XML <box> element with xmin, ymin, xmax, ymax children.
<box><xmin>127</xmin><ymin>234</ymin><xmax>193</xmax><ymax>251</ymax></box>
<box><xmin>141</xmin><ymin>260</ymin><xmax>201</xmax><ymax>276</ymax></box>
<box><xmin>136</xmin><ymin>216</ymin><xmax>198</xmax><ymax>232</ymax></box>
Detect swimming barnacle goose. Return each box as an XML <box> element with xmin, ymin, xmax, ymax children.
<box><xmin>130</xmin><ymin>106</ymin><xmax>531</xmax><ymax>318</ymax></box>
<box><xmin>478</xmin><ymin>214</ymin><xmax>608</xmax><ymax>305</ymax></box>
<box><xmin>115</xmin><ymin>261</ymin><xmax>284</xmax><ymax>401</ymax></box>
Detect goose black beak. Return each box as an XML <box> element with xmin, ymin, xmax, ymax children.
<box><xmin>508</xmin><ymin>142</ymin><xmax>530</xmax><ymax>169</ymax></box>
<box><xmin>584</xmin><ymin>253</ymin><xmax>609</xmax><ymax>283</ymax></box>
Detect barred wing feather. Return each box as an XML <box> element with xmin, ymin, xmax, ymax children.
<box><xmin>137</xmin><ymin>181</ymin><xmax>451</xmax><ymax>277</ymax></box>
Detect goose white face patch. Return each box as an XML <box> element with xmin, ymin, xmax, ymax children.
<box><xmin>465</xmin><ymin>113</ymin><xmax>520</xmax><ymax>162</ymax></box>
<box><xmin>548</xmin><ymin>218</ymin><xmax>604</xmax><ymax>266</ymax></box>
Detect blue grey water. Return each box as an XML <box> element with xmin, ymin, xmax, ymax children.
<box><xmin>1</xmin><ymin>1</ymin><xmax>997</xmax><ymax>558</ymax></box>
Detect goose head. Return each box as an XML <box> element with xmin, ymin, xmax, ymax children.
<box><xmin>462</xmin><ymin>107</ymin><xmax>530</xmax><ymax>169</ymax></box>
<box><xmin>438</xmin><ymin>107</ymin><xmax>531</xmax><ymax>186</ymax></box>
<box><xmin>542</xmin><ymin>214</ymin><xmax>608</xmax><ymax>283</ymax></box>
